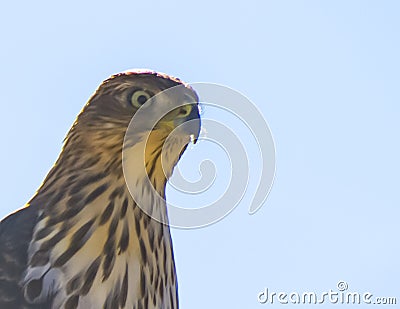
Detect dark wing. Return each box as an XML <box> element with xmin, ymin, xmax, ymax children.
<box><xmin>0</xmin><ymin>205</ymin><xmax>49</xmax><ymax>308</ymax></box>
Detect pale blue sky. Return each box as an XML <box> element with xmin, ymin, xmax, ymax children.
<box><xmin>0</xmin><ymin>1</ymin><xmax>399</xmax><ymax>308</ymax></box>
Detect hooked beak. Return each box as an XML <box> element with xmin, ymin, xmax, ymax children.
<box><xmin>158</xmin><ymin>103</ymin><xmax>201</xmax><ymax>144</ymax></box>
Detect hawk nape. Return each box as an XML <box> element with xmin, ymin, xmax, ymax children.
<box><xmin>0</xmin><ymin>70</ymin><xmax>201</xmax><ymax>309</ymax></box>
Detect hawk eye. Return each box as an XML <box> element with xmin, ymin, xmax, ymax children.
<box><xmin>130</xmin><ymin>90</ymin><xmax>151</xmax><ymax>108</ymax></box>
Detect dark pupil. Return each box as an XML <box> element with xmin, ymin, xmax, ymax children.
<box><xmin>137</xmin><ymin>95</ymin><xmax>148</xmax><ymax>104</ymax></box>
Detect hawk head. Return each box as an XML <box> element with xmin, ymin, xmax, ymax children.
<box><xmin>61</xmin><ymin>70</ymin><xmax>201</xmax><ymax>207</ymax></box>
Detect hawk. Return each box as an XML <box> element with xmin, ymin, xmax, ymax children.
<box><xmin>0</xmin><ymin>70</ymin><xmax>201</xmax><ymax>309</ymax></box>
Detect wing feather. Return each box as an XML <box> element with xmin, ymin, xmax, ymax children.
<box><xmin>0</xmin><ymin>205</ymin><xmax>50</xmax><ymax>308</ymax></box>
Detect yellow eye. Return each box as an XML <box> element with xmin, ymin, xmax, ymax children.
<box><xmin>177</xmin><ymin>104</ymin><xmax>192</xmax><ymax>118</ymax></box>
<box><xmin>130</xmin><ymin>90</ymin><xmax>151</xmax><ymax>108</ymax></box>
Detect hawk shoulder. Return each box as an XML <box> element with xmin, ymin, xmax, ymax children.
<box><xmin>0</xmin><ymin>204</ymin><xmax>50</xmax><ymax>308</ymax></box>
